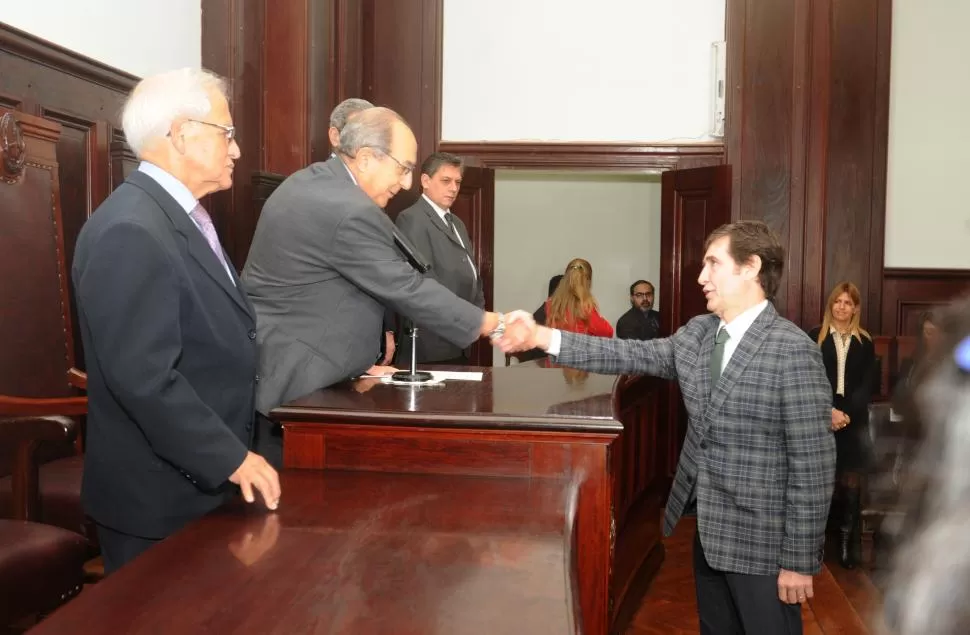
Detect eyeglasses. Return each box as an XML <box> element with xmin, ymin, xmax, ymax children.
<box><xmin>632</xmin><ymin>292</ymin><xmax>653</xmax><ymax>299</ymax></box>
<box><xmin>368</xmin><ymin>147</ymin><xmax>414</xmax><ymax>177</ymax></box>
<box><xmin>187</xmin><ymin>119</ymin><xmax>236</xmax><ymax>142</ymax></box>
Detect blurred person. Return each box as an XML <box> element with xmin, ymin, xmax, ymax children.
<box><xmin>879</xmin><ymin>296</ymin><xmax>970</xmax><ymax>635</ymax></box>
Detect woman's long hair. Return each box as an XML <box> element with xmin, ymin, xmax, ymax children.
<box><xmin>547</xmin><ymin>258</ymin><xmax>598</xmax><ymax>329</ymax></box>
<box><xmin>816</xmin><ymin>281</ymin><xmax>871</xmax><ymax>345</ymax></box>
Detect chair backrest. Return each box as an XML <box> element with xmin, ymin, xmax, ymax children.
<box><xmin>0</xmin><ymin>110</ymin><xmax>74</xmax><ymax>398</ymax></box>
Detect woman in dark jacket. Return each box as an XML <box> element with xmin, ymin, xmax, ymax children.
<box><xmin>809</xmin><ymin>281</ymin><xmax>876</xmax><ymax>569</ymax></box>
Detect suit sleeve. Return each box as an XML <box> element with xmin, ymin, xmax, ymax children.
<box><xmin>74</xmin><ymin>222</ymin><xmax>248</xmax><ymax>489</ymax></box>
<box><xmin>849</xmin><ymin>337</ymin><xmax>877</xmax><ymax>412</ymax></box>
<box><xmin>331</xmin><ymin>207</ymin><xmax>483</xmax><ymax>347</ymax></box>
<box><xmin>554</xmin><ymin>323</ymin><xmax>686</xmax><ymax>379</ymax></box>
<box><xmin>778</xmin><ymin>339</ymin><xmax>837</xmax><ymax>574</ymax></box>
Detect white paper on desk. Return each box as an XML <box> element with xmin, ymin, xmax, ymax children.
<box><xmin>428</xmin><ymin>370</ymin><xmax>483</xmax><ymax>381</ymax></box>
<box><xmin>361</xmin><ymin>370</ymin><xmax>484</xmax><ymax>381</ymax></box>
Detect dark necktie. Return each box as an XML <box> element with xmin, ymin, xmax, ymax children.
<box><xmin>710</xmin><ymin>327</ymin><xmax>731</xmax><ymax>386</ymax></box>
<box><xmin>444</xmin><ymin>212</ymin><xmax>477</xmax><ymax>278</ymax></box>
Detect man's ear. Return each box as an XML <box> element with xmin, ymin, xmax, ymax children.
<box><xmin>168</xmin><ymin>119</ymin><xmax>187</xmax><ymax>155</ymax></box>
<box><xmin>744</xmin><ymin>255</ymin><xmax>763</xmax><ymax>281</ymax></box>
<box><xmin>420</xmin><ymin>173</ymin><xmax>431</xmax><ymax>190</ymax></box>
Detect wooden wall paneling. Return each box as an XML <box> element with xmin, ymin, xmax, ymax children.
<box><xmin>261</xmin><ymin>0</ymin><xmax>309</xmax><ymax>177</ymax></box>
<box><xmin>725</xmin><ymin>0</ymin><xmax>890</xmax><ymax>329</ymax></box>
<box><xmin>360</xmin><ymin>0</ymin><xmax>443</xmax><ymax>216</ymax></box>
<box><xmin>202</xmin><ymin>0</ymin><xmax>266</xmax><ymax>268</ymax></box>
<box><xmin>881</xmin><ymin>269</ymin><xmax>970</xmax><ymax>336</ymax></box>
<box><xmin>823</xmin><ymin>0</ymin><xmax>885</xmax><ymax>329</ymax></box>
<box><xmin>437</xmin><ymin>141</ymin><xmax>725</xmax><ymax>172</ymax></box>
<box><xmin>109</xmin><ymin>131</ymin><xmax>138</xmax><ymax>189</ymax></box>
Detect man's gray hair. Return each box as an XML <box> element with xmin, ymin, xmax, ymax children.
<box><xmin>122</xmin><ymin>68</ymin><xmax>228</xmax><ymax>157</ymax></box>
<box><xmin>329</xmin><ymin>98</ymin><xmax>374</xmax><ymax>131</ymax></box>
<box><xmin>338</xmin><ymin>107</ymin><xmax>407</xmax><ymax>158</ymax></box>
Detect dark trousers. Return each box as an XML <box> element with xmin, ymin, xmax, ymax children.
<box><xmin>96</xmin><ymin>523</ymin><xmax>160</xmax><ymax>575</ymax></box>
<box><xmin>253</xmin><ymin>412</ymin><xmax>283</xmax><ymax>470</ymax></box>
<box><xmin>693</xmin><ymin>530</ymin><xmax>802</xmax><ymax>635</ymax></box>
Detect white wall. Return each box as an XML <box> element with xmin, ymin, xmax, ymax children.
<box><xmin>493</xmin><ymin>171</ymin><xmax>662</xmax><ymax>365</ymax></box>
<box><xmin>885</xmin><ymin>0</ymin><xmax>970</xmax><ymax>268</ymax></box>
<box><xmin>1</xmin><ymin>1</ymin><xmax>201</xmax><ymax>78</ymax></box>
<box><xmin>442</xmin><ymin>0</ymin><xmax>724</xmax><ymax>142</ymax></box>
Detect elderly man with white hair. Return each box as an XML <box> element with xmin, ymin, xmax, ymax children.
<box><xmin>72</xmin><ymin>68</ymin><xmax>280</xmax><ymax>574</ymax></box>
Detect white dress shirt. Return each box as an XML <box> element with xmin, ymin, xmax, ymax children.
<box><xmin>137</xmin><ymin>161</ymin><xmax>235</xmax><ymax>284</ymax></box>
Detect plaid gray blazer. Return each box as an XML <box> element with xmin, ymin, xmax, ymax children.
<box><xmin>557</xmin><ymin>302</ymin><xmax>836</xmax><ymax>575</ymax></box>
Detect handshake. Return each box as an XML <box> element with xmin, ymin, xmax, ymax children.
<box><xmin>485</xmin><ymin>310</ymin><xmax>553</xmax><ymax>353</ymax></box>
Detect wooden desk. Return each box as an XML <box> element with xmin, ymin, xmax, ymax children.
<box><xmin>276</xmin><ymin>366</ymin><xmax>666</xmax><ymax>635</ymax></box>
<box><xmin>30</xmin><ymin>470</ymin><xmax>580</xmax><ymax>634</ymax></box>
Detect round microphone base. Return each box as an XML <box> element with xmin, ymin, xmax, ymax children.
<box><xmin>391</xmin><ymin>370</ymin><xmax>434</xmax><ymax>383</ymax></box>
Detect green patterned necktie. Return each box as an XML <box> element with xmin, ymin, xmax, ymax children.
<box><xmin>710</xmin><ymin>327</ymin><xmax>731</xmax><ymax>387</ymax></box>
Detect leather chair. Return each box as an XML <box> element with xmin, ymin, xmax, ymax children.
<box><xmin>0</xmin><ymin>401</ymin><xmax>90</xmax><ymax>625</ymax></box>
<box><xmin>0</xmin><ymin>371</ymin><xmax>96</xmax><ymax>551</ymax></box>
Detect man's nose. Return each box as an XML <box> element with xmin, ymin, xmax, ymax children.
<box><xmin>401</xmin><ymin>171</ymin><xmax>413</xmax><ymax>190</ymax></box>
<box><xmin>229</xmin><ymin>139</ymin><xmax>241</xmax><ymax>159</ymax></box>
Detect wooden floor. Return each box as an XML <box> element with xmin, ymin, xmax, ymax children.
<box><xmin>626</xmin><ymin>518</ymin><xmax>882</xmax><ymax>634</ymax></box>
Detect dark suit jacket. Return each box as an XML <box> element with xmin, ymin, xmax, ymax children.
<box><xmin>395</xmin><ymin>197</ymin><xmax>485</xmax><ymax>362</ymax></box>
<box><xmin>807</xmin><ymin>327</ymin><xmax>876</xmax><ymax>426</ymax></box>
<box><xmin>555</xmin><ymin>303</ymin><xmax>836</xmax><ymax>575</ymax></box>
<box><xmin>616</xmin><ymin>308</ymin><xmax>661</xmax><ymax>341</ymax></box>
<box><xmin>72</xmin><ymin>171</ymin><xmax>257</xmax><ymax>539</ymax></box>
<box><xmin>242</xmin><ymin>157</ymin><xmax>484</xmax><ymax>413</ymax></box>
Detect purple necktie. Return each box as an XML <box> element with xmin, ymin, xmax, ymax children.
<box><xmin>189</xmin><ymin>203</ymin><xmax>232</xmax><ymax>279</ymax></box>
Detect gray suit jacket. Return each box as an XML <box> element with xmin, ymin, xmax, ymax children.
<box><xmin>556</xmin><ymin>303</ymin><xmax>835</xmax><ymax>575</ymax></box>
<box><xmin>242</xmin><ymin>157</ymin><xmax>484</xmax><ymax>414</ymax></box>
<box><xmin>395</xmin><ymin>197</ymin><xmax>485</xmax><ymax>362</ymax></box>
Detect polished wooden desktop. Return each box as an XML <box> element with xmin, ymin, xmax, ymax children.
<box><xmin>30</xmin><ymin>470</ymin><xmax>580</xmax><ymax>634</ymax></box>
<box><xmin>276</xmin><ymin>365</ymin><xmax>666</xmax><ymax>635</ymax></box>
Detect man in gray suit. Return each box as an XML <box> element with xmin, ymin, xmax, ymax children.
<box><xmin>395</xmin><ymin>152</ymin><xmax>484</xmax><ymax>364</ymax></box>
<box><xmin>497</xmin><ymin>221</ymin><xmax>835</xmax><ymax>634</ymax></box>
<box><xmin>242</xmin><ymin>108</ymin><xmax>505</xmax><ymax>465</ymax></box>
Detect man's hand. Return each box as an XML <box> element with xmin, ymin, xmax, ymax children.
<box><xmin>229</xmin><ymin>451</ymin><xmax>281</xmax><ymax>510</ymax></box>
<box><xmin>830</xmin><ymin>408</ymin><xmax>850</xmax><ymax>431</ymax></box>
<box><xmin>365</xmin><ymin>365</ymin><xmax>397</xmax><ymax>376</ymax></box>
<box><xmin>778</xmin><ymin>569</ymin><xmax>813</xmax><ymax>604</ymax></box>
<box><xmin>495</xmin><ymin>311</ymin><xmax>537</xmax><ymax>351</ymax></box>
<box><xmin>381</xmin><ymin>331</ymin><xmax>396</xmax><ymax>365</ymax></box>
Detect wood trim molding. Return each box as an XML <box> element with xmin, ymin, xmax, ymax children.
<box><xmin>436</xmin><ymin>141</ymin><xmax>725</xmax><ymax>171</ymax></box>
<box><xmin>0</xmin><ymin>23</ymin><xmax>138</xmax><ymax>91</ymax></box>
<box><xmin>881</xmin><ymin>268</ymin><xmax>970</xmax><ymax>335</ymax></box>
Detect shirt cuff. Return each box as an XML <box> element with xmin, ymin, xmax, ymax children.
<box><xmin>546</xmin><ymin>329</ymin><xmax>562</xmax><ymax>356</ymax></box>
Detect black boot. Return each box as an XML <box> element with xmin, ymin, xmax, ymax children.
<box><xmin>840</xmin><ymin>486</ymin><xmax>861</xmax><ymax>569</ymax></box>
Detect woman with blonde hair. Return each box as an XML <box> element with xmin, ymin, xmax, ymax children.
<box><xmin>544</xmin><ymin>258</ymin><xmax>614</xmax><ymax>337</ymax></box>
<box><xmin>808</xmin><ymin>282</ymin><xmax>876</xmax><ymax>569</ymax></box>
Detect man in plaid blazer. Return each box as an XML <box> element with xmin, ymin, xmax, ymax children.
<box><xmin>498</xmin><ymin>221</ymin><xmax>836</xmax><ymax>634</ymax></box>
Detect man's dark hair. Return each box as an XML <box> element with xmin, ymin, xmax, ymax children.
<box><xmin>629</xmin><ymin>280</ymin><xmax>654</xmax><ymax>295</ymax></box>
<box><xmin>704</xmin><ymin>221</ymin><xmax>785</xmax><ymax>300</ymax></box>
<box><xmin>420</xmin><ymin>152</ymin><xmax>463</xmax><ymax>178</ymax></box>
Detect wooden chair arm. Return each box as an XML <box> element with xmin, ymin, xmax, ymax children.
<box><xmin>0</xmin><ymin>415</ymin><xmax>79</xmax><ymax>521</ymax></box>
<box><xmin>66</xmin><ymin>368</ymin><xmax>87</xmax><ymax>391</ymax></box>
<box><xmin>0</xmin><ymin>395</ymin><xmax>87</xmax><ymax>417</ymax></box>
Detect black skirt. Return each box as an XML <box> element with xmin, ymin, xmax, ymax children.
<box><xmin>832</xmin><ymin>394</ymin><xmax>871</xmax><ymax>471</ymax></box>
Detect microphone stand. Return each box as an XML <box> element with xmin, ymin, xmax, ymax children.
<box><xmin>392</xmin><ymin>319</ymin><xmax>433</xmax><ymax>383</ymax></box>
